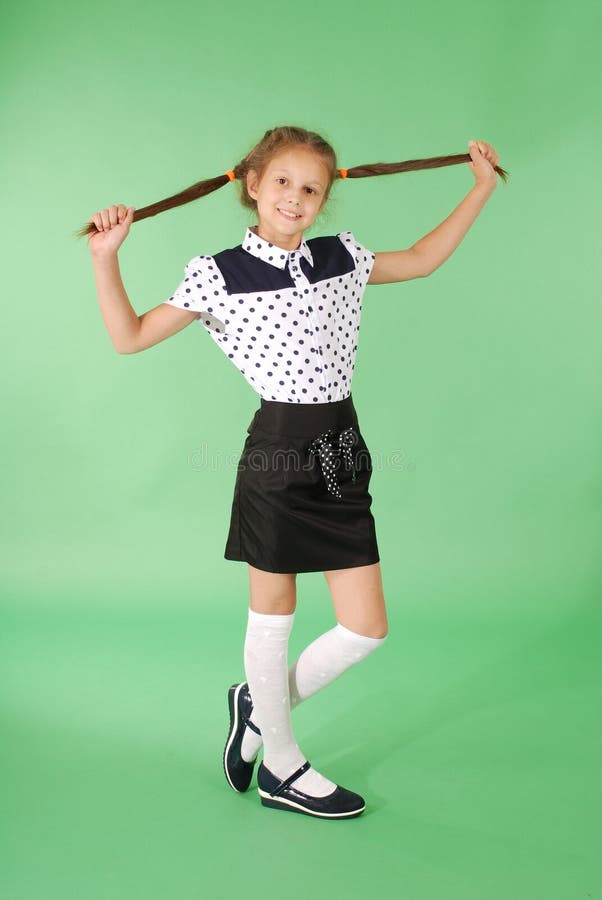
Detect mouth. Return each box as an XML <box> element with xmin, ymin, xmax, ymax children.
<box><xmin>278</xmin><ymin>208</ymin><xmax>302</xmax><ymax>221</ymax></box>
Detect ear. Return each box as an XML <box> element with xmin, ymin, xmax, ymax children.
<box><xmin>246</xmin><ymin>168</ymin><xmax>259</xmax><ymax>200</ymax></box>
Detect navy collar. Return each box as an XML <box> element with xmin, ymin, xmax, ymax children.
<box><xmin>242</xmin><ymin>225</ymin><xmax>314</xmax><ymax>270</ymax></box>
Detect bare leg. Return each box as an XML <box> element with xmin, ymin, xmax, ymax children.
<box><xmin>247</xmin><ymin>564</ymin><xmax>297</xmax><ymax>615</ymax></box>
<box><xmin>323</xmin><ymin>562</ymin><xmax>389</xmax><ymax>638</ymax></box>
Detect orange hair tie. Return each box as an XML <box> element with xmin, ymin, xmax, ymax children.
<box><xmin>338</xmin><ymin>168</ymin><xmax>348</xmax><ymax>179</ymax></box>
<box><xmin>225</xmin><ymin>169</ymin><xmax>236</xmax><ymax>182</ymax></box>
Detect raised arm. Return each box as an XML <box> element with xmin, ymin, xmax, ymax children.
<box><xmin>92</xmin><ymin>253</ymin><xmax>198</xmax><ymax>353</ymax></box>
<box><xmin>88</xmin><ymin>204</ymin><xmax>198</xmax><ymax>354</ymax></box>
<box><xmin>368</xmin><ymin>140</ymin><xmax>500</xmax><ymax>285</ymax></box>
<box><xmin>368</xmin><ymin>247</ymin><xmax>429</xmax><ymax>284</ymax></box>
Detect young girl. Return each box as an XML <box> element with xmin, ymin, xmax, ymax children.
<box><xmin>83</xmin><ymin>126</ymin><xmax>504</xmax><ymax>820</ymax></box>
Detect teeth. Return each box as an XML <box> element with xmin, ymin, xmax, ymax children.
<box><xmin>279</xmin><ymin>209</ymin><xmax>300</xmax><ymax>219</ymax></box>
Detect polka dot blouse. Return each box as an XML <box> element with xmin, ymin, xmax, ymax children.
<box><xmin>164</xmin><ymin>225</ymin><xmax>376</xmax><ymax>404</ymax></box>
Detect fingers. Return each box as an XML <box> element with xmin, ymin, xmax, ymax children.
<box><xmin>471</xmin><ymin>140</ymin><xmax>500</xmax><ymax>167</ymax></box>
<box><xmin>91</xmin><ymin>204</ymin><xmax>132</xmax><ymax>231</ymax></box>
<box><xmin>90</xmin><ymin>211</ymin><xmax>103</xmax><ymax>232</ymax></box>
<box><xmin>479</xmin><ymin>142</ymin><xmax>497</xmax><ymax>166</ymax></box>
<box><xmin>105</xmin><ymin>205</ymin><xmax>119</xmax><ymax>229</ymax></box>
<box><xmin>482</xmin><ymin>142</ymin><xmax>499</xmax><ymax>166</ymax></box>
<box><xmin>116</xmin><ymin>203</ymin><xmax>135</xmax><ymax>223</ymax></box>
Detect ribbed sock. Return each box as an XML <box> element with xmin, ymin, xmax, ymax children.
<box><xmin>242</xmin><ymin>608</ymin><xmax>339</xmax><ymax>797</ymax></box>
<box><xmin>241</xmin><ymin>617</ymin><xmax>387</xmax><ymax>765</ymax></box>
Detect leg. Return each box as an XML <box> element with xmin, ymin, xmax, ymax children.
<box><xmin>247</xmin><ymin>563</ymin><xmax>297</xmax><ymax>615</ymax></box>
<box><xmin>242</xmin><ymin>564</ymin><xmax>338</xmax><ymax>796</ymax></box>
<box><xmin>284</xmin><ymin>562</ymin><xmax>388</xmax><ymax>706</ymax></box>
<box><xmin>240</xmin><ymin>562</ymin><xmax>388</xmax><ymax>762</ymax></box>
<box><xmin>323</xmin><ymin>562</ymin><xmax>389</xmax><ymax>639</ymax></box>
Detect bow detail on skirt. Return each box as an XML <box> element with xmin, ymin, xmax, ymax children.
<box><xmin>307</xmin><ymin>425</ymin><xmax>357</xmax><ymax>499</ymax></box>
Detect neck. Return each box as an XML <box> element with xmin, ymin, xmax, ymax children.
<box><xmin>250</xmin><ymin>224</ymin><xmax>303</xmax><ymax>252</ymax></box>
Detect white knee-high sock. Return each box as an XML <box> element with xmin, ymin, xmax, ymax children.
<box><xmin>243</xmin><ymin>608</ymin><xmax>338</xmax><ymax>797</ymax></box>
<box><xmin>241</xmin><ymin>619</ymin><xmax>387</xmax><ymax>764</ymax></box>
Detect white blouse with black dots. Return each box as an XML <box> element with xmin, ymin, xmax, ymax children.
<box><xmin>164</xmin><ymin>225</ymin><xmax>376</xmax><ymax>404</ymax></box>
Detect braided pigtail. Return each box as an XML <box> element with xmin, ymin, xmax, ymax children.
<box><xmin>336</xmin><ymin>153</ymin><xmax>509</xmax><ymax>182</ymax></box>
<box><xmin>73</xmin><ymin>169</ymin><xmax>242</xmax><ymax>239</ymax></box>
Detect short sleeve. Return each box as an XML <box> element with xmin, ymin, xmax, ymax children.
<box><xmin>164</xmin><ymin>255</ymin><xmax>228</xmax><ymax>335</ymax></box>
<box><xmin>337</xmin><ymin>231</ymin><xmax>376</xmax><ymax>295</ymax></box>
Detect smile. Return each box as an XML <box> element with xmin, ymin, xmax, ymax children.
<box><xmin>278</xmin><ymin>209</ymin><xmax>301</xmax><ymax>220</ymax></box>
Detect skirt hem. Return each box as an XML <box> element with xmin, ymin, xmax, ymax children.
<box><xmin>223</xmin><ymin>550</ymin><xmax>381</xmax><ymax>575</ymax></box>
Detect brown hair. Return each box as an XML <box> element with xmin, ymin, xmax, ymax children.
<box><xmin>74</xmin><ymin>124</ymin><xmax>509</xmax><ymax>238</ymax></box>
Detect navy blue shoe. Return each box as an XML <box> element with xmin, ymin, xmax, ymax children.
<box><xmin>223</xmin><ymin>682</ymin><xmax>262</xmax><ymax>792</ymax></box>
<box><xmin>257</xmin><ymin>760</ymin><xmax>366</xmax><ymax>819</ymax></box>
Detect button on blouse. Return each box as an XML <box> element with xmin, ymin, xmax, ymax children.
<box><xmin>164</xmin><ymin>225</ymin><xmax>376</xmax><ymax>404</ymax></box>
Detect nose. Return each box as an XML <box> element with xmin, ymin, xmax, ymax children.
<box><xmin>284</xmin><ymin>189</ymin><xmax>302</xmax><ymax>206</ymax></box>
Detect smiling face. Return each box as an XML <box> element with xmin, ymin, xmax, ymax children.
<box><xmin>246</xmin><ymin>146</ymin><xmax>331</xmax><ymax>250</ymax></box>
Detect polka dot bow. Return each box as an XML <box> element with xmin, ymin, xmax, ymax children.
<box><xmin>308</xmin><ymin>426</ymin><xmax>357</xmax><ymax>499</ymax></box>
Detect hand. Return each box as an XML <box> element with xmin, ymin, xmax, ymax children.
<box><xmin>467</xmin><ymin>140</ymin><xmax>500</xmax><ymax>189</ymax></box>
<box><xmin>87</xmin><ymin>204</ymin><xmax>136</xmax><ymax>257</ymax></box>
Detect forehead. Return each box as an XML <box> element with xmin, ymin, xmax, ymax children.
<box><xmin>266</xmin><ymin>150</ymin><xmax>328</xmax><ymax>187</ymax></box>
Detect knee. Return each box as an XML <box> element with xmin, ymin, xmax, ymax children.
<box><xmin>370</xmin><ymin>624</ymin><xmax>389</xmax><ymax>640</ymax></box>
<box><xmin>360</xmin><ymin>617</ymin><xmax>389</xmax><ymax>640</ymax></box>
<box><xmin>337</xmin><ymin>620</ymin><xmax>389</xmax><ymax>641</ymax></box>
<box><xmin>248</xmin><ymin>567</ymin><xmax>296</xmax><ymax>615</ymax></box>
<box><xmin>249</xmin><ymin>598</ymin><xmax>296</xmax><ymax>615</ymax></box>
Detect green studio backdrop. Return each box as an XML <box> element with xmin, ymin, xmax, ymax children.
<box><xmin>1</xmin><ymin>0</ymin><xmax>600</xmax><ymax>897</ymax></box>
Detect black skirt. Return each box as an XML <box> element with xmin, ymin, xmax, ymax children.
<box><xmin>224</xmin><ymin>394</ymin><xmax>380</xmax><ymax>574</ymax></box>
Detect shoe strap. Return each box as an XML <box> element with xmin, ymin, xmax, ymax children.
<box><xmin>245</xmin><ymin>718</ymin><xmax>261</xmax><ymax>735</ymax></box>
<box><xmin>270</xmin><ymin>760</ymin><xmax>311</xmax><ymax>797</ymax></box>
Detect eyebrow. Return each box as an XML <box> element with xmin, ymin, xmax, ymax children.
<box><xmin>272</xmin><ymin>168</ymin><xmax>324</xmax><ymax>188</ymax></box>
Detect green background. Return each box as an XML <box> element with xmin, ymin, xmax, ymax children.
<box><xmin>2</xmin><ymin>0</ymin><xmax>601</xmax><ymax>897</ymax></box>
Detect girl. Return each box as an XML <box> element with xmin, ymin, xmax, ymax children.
<box><xmin>81</xmin><ymin>126</ymin><xmax>505</xmax><ymax>820</ymax></box>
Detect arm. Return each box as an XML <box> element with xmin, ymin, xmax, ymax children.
<box><xmin>368</xmin><ymin>140</ymin><xmax>500</xmax><ymax>284</ymax></box>
<box><xmin>368</xmin><ymin>182</ymin><xmax>496</xmax><ymax>284</ymax></box>
<box><xmin>367</xmin><ymin>247</ymin><xmax>429</xmax><ymax>284</ymax></box>
<box><xmin>92</xmin><ymin>252</ymin><xmax>198</xmax><ymax>354</ymax></box>
<box><xmin>410</xmin><ymin>181</ymin><xmax>496</xmax><ymax>277</ymax></box>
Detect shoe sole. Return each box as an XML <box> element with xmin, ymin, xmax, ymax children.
<box><xmin>223</xmin><ymin>683</ymin><xmax>254</xmax><ymax>793</ymax></box>
<box><xmin>258</xmin><ymin>788</ymin><xmax>365</xmax><ymax>819</ymax></box>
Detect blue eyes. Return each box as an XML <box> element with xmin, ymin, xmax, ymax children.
<box><xmin>276</xmin><ymin>177</ymin><xmax>316</xmax><ymax>194</ymax></box>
